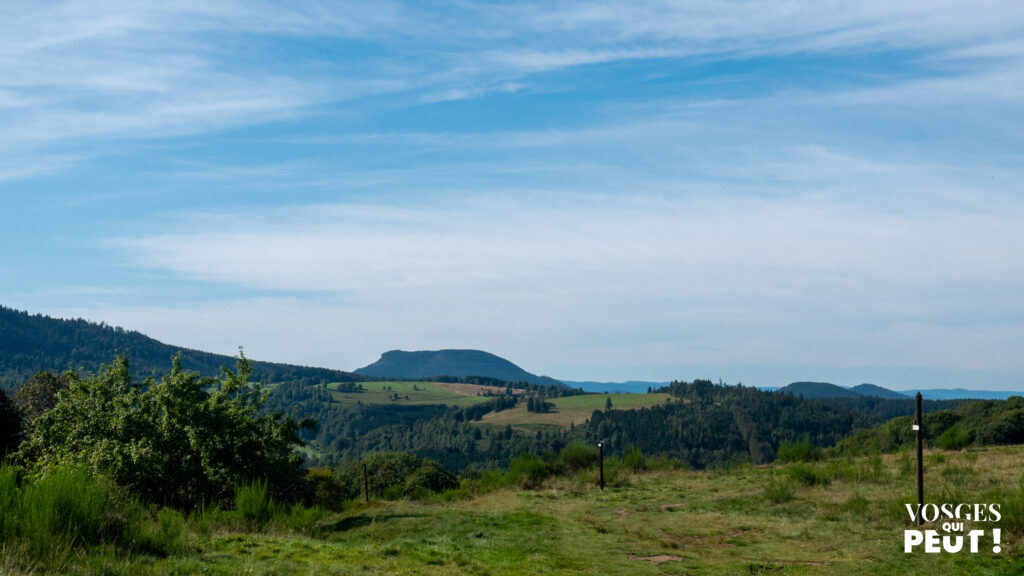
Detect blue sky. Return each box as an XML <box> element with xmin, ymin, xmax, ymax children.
<box><xmin>3</xmin><ymin>1</ymin><xmax>1024</xmax><ymax>390</ymax></box>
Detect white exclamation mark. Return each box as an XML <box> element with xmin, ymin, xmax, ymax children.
<box><xmin>992</xmin><ymin>528</ymin><xmax>1002</xmax><ymax>553</ymax></box>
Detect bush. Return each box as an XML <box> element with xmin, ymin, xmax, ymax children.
<box><xmin>787</xmin><ymin>463</ymin><xmax>830</xmax><ymax>487</ymax></box>
<box><xmin>561</xmin><ymin>441</ymin><xmax>599</xmax><ymax>474</ymax></box>
<box><xmin>235</xmin><ymin>479</ymin><xmax>275</xmax><ymax>526</ymax></box>
<box><xmin>404</xmin><ymin>460</ymin><xmax>458</xmax><ymax>496</ymax></box>
<box><xmin>937</xmin><ymin>424</ymin><xmax>971</xmax><ymax>451</ymax></box>
<box><xmin>776</xmin><ymin>436</ymin><xmax>822</xmax><ymax>463</ymax></box>
<box><xmin>20</xmin><ymin>354</ymin><xmax>309</xmax><ymax>509</ymax></box>
<box><xmin>764</xmin><ymin>476</ymin><xmax>795</xmax><ymax>504</ymax></box>
<box><xmin>19</xmin><ymin>466</ymin><xmax>114</xmax><ymax>556</ymax></box>
<box><xmin>509</xmin><ymin>453</ymin><xmax>550</xmax><ymax>488</ymax></box>
<box><xmin>623</xmin><ymin>447</ymin><xmax>647</xmax><ymax>473</ymax></box>
<box><xmin>336</xmin><ymin>453</ymin><xmax>459</xmax><ymax>501</ymax></box>
<box><xmin>304</xmin><ymin>468</ymin><xmax>348</xmax><ymax>511</ymax></box>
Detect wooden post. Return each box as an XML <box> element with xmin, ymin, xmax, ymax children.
<box><xmin>363</xmin><ymin>462</ymin><xmax>370</xmax><ymax>503</ymax></box>
<box><xmin>915</xmin><ymin>392</ymin><xmax>924</xmax><ymax>526</ymax></box>
<box><xmin>598</xmin><ymin>441</ymin><xmax>604</xmax><ymax>491</ymax></box>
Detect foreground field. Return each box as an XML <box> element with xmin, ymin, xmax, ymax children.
<box><xmin>35</xmin><ymin>445</ymin><xmax>1023</xmax><ymax>576</ymax></box>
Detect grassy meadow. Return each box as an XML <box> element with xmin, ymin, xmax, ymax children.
<box><xmin>7</xmin><ymin>445</ymin><xmax>1024</xmax><ymax>575</ymax></box>
<box><xmin>479</xmin><ymin>393</ymin><xmax>670</xmax><ymax>430</ymax></box>
<box><xmin>326</xmin><ymin>381</ymin><xmax>491</xmax><ymax>408</ymax></box>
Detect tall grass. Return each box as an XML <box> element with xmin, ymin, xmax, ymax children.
<box><xmin>775</xmin><ymin>435</ymin><xmax>822</xmax><ymax>463</ymax></box>
<box><xmin>0</xmin><ymin>462</ymin><xmax>16</xmax><ymax>541</ymax></box>
<box><xmin>18</xmin><ymin>466</ymin><xmax>113</xmax><ymax>558</ymax></box>
<box><xmin>235</xmin><ymin>478</ymin><xmax>276</xmax><ymax>527</ymax></box>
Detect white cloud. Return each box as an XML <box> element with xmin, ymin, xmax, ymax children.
<box><xmin>101</xmin><ymin>191</ymin><xmax>1024</xmax><ymax>380</ymax></box>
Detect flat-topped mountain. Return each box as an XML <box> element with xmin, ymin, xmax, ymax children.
<box><xmin>355</xmin><ymin>349</ymin><xmax>562</xmax><ymax>386</ymax></box>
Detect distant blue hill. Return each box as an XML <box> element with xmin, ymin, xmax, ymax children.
<box><xmin>911</xmin><ymin>389</ymin><xmax>1024</xmax><ymax>401</ymax></box>
<box><xmin>562</xmin><ymin>380</ymin><xmax>669</xmax><ymax>394</ymax></box>
<box><xmin>777</xmin><ymin>381</ymin><xmax>1022</xmax><ymax>400</ymax></box>
<box><xmin>778</xmin><ymin>381</ymin><xmax>863</xmax><ymax>398</ymax></box>
<box><xmin>849</xmin><ymin>383</ymin><xmax>911</xmax><ymax>399</ymax></box>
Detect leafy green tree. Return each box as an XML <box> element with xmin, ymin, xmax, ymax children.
<box><xmin>20</xmin><ymin>353</ymin><xmax>311</xmax><ymax>508</ymax></box>
<box><xmin>14</xmin><ymin>371</ymin><xmax>69</xmax><ymax>429</ymax></box>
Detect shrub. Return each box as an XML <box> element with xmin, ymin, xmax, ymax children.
<box><xmin>787</xmin><ymin>463</ymin><xmax>830</xmax><ymax>487</ymax></box>
<box><xmin>335</xmin><ymin>453</ymin><xmax>459</xmax><ymax>501</ymax></box>
<box><xmin>623</xmin><ymin>446</ymin><xmax>647</xmax><ymax>473</ymax></box>
<box><xmin>404</xmin><ymin>461</ymin><xmax>458</xmax><ymax>496</ymax></box>
<box><xmin>20</xmin><ymin>354</ymin><xmax>309</xmax><ymax>509</ymax></box>
<box><xmin>937</xmin><ymin>424</ymin><xmax>971</xmax><ymax>451</ymax></box>
<box><xmin>764</xmin><ymin>476</ymin><xmax>795</xmax><ymax>504</ymax></box>
<box><xmin>304</xmin><ymin>468</ymin><xmax>348</xmax><ymax>511</ymax></box>
<box><xmin>561</xmin><ymin>441</ymin><xmax>599</xmax><ymax>474</ymax></box>
<box><xmin>775</xmin><ymin>435</ymin><xmax>822</xmax><ymax>463</ymax></box>
<box><xmin>509</xmin><ymin>453</ymin><xmax>550</xmax><ymax>488</ymax></box>
<box><xmin>235</xmin><ymin>479</ymin><xmax>275</xmax><ymax>526</ymax></box>
<box><xmin>18</xmin><ymin>466</ymin><xmax>114</xmax><ymax>557</ymax></box>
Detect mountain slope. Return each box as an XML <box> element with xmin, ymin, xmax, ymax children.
<box><xmin>0</xmin><ymin>306</ymin><xmax>365</xmax><ymax>389</ymax></box>
<box><xmin>779</xmin><ymin>381</ymin><xmax>915</xmax><ymax>399</ymax></box>
<box><xmin>850</xmin><ymin>383</ymin><xmax>910</xmax><ymax>399</ymax></box>
<box><xmin>356</xmin><ymin>349</ymin><xmax>562</xmax><ymax>386</ymax></box>
<box><xmin>778</xmin><ymin>381</ymin><xmax>861</xmax><ymax>398</ymax></box>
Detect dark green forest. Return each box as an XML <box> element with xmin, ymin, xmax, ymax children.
<box><xmin>0</xmin><ymin>306</ymin><xmax>367</xmax><ymax>390</ymax></box>
<box><xmin>263</xmin><ymin>375</ymin><xmax>975</xmax><ymax>472</ymax></box>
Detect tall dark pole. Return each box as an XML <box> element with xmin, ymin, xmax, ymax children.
<box><xmin>916</xmin><ymin>391</ymin><xmax>923</xmax><ymax>526</ymax></box>
<box><xmin>598</xmin><ymin>441</ymin><xmax>604</xmax><ymax>491</ymax></box>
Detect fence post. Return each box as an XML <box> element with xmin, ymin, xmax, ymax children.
<box><xmin>915</xmin><ymin>392</ymin><xmax>924</xmax><ymax>526</ymax></box>
<box><xmin>598</xmin><ymin>441</ymin><xmax>604</xmax><ymax>491</ymax></box>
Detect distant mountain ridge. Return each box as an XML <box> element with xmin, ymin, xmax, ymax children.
<box><xmin>356</xmin><ymin>349</ymin><xmax>563</xmax><ymax>386</ymax></box>
<box><xmin>779</xmin><ymin>381</ymin><xmax>910</xmax><ymax>399</ymax></box>
<box><xmin>777</xmin><ymin>381</ymin><xmax>1022</xmax><ymax>400</ymax></box>
<box><xmin>0</xmin><ymin>306</ymin><xmax>366</xmax><ymax>389</ymax></box>
<box><xmin>563</xmin><ymin>380</ymin><xmax>669</xmax><ymax>393</ymax></box>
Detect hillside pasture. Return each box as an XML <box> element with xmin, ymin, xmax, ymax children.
<box><xmin>433</xmin><ymin>381</ymin><xmax>521</xmax><ymax>397</ymax></box>
<box><xmin>327</xmin><ymin>381</ymin><xmax>489</xmax><ymax>407</ymax></box>
<box><xmin>479</xmin><ymin>393</ymin><xmax>670</xmax><ymax>430</ymax></box>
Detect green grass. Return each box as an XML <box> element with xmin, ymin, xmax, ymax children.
<box><xmin>553</xmin><ymin>392</ymin><xmax>670</xmax><ymax>410</ymax></box>
<box><xmin>327</xmin><ymin>381</ymin><xmax>490</xmax><ymax>407</ymax></box>
<box><xmin>15</xmin><ymin>445</ymin><xmax>1024</xmax><ymax>574</ymax></box>
<box><xmin>480</xmin><ymin>393</ymin><xmax>670</xmax><ymax>430</ymax></box>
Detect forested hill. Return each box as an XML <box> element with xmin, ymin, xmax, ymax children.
<box><xmin>0</xmin><ymin>306</ymin><xmax>366</xmax><ymax>389</ymax></box>
<box><xmin>356</xmin><ymin>349</ymin><xmax>563</xmax><ymax>386</ymax></box>
<box><xmin>778</xmin><ymin>381</ymin><xmax>909</xmax><ymax>399</ymax></box>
